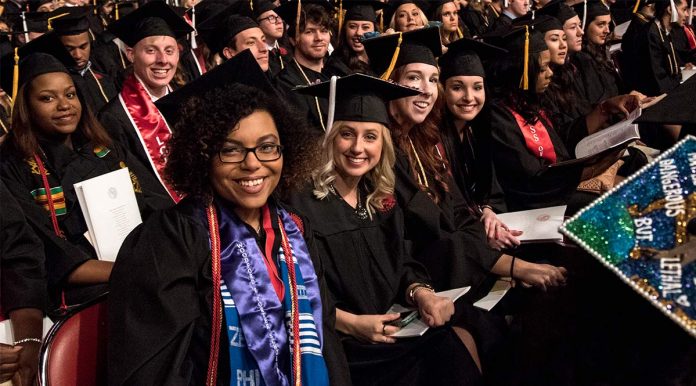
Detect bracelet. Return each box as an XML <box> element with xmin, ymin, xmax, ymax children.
<box><xmin>13</xmin><ymin>338</ymin><xmax>41</xmax><ymax>345</ymax></box>
<box><xmin>409</xmin><ymin>283</ymin><xmax>434</xmax><ymax>306</ymax></box>
<box><xmin>510</xmin><ymin>255</ymin><xmax>517</xmax><ymax>280</ymax></box>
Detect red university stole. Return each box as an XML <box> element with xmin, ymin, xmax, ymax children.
<box><xmin>118</xmin><ymin>75</ymin><xmax>182</xmax><ymax>202</ymax></box>
<box><xmin>507</xmin><ymin>107</ymin><xmax>558</xmax><ymax>164</ymax></box>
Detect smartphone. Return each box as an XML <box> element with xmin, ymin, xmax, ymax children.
<box><xmin>387</xmin><ymin>310</ymin><xmax>419</xmax><ymax>328</ymax></box>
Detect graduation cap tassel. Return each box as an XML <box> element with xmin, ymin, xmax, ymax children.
<box><xmin>295</xmin><ymin>0</ymin><xmax>302</xmax><ymax>43</ymax></box>
<box><xmin>632</xmin><ymin>0</ymin><xmax>641</xmax><ymax>13</ymax></box>
<box><xmin>690</xmin><ymin>0</ymin><xmax>694</xmax><ymax>25</ymax></box>
<box><xmin>21</xmin><ymin>12</ymin><xmax>30</xmax><ymax>44</ymax></box>
<box><xmin>581</xmin><ymin>0</ymin><xmax>587</xmax><ymax>29</ymax></box>
<box><xmin>338</xmin><ymin>0</ymin><xmax>344</xmax><ymax>34</ymax></box>
<box><xmin>670</xmin><ymin>0</ymin><xmax>678</xmax><ymax>23</ymax></box>
<box><xmin>115</xmin><ymin>3</ymin><xmax>120</xmax><ymax>20</ymax></box>
<box><xmin>520</xmin><ymin>25</ymin><xmax>530</xmax><ymax>90</ymax></box>
<box><xmin>47</xmin><ymin>12</ymin><xmax>70</xmax><ymax>31</ymax></box>
<box><xmin>504</xmin><ymin>0</ymin><xmax>509</xmax><ymax>8</ymax></box>
<box><xmin>11</xmin><ymin>48</ymin><xmax>19</xmax><ymax>114</ymax></box>
<box><xmin>381</xmin><ymin>32</ymin><xmax>403</xmax><ymax>80</ymax></box>
<box><xmin>250</xmin><ymin>0</ymin><xmax>253</xmax><ymax>11</ymax></box>
<box><xmin>326</xmin><ymin>75</ymin><xmax>338</xmax><ymax>138</ymax></box>
<box><xmin>457</xmin><ymin>27</ymin><xmax>464</xmax><ymax>38</ymax></box>
<box><xmin>379</xmin><ymin>11</ymin><xmax>384</xmax><ymax>33</ymax></box>
<box><xmin>190</xmin><ymin>4</ymin><xmax>197</xmax><ymax>49</ymax></box>
<box><xmin>93</xmin><ymin>0</ymin><xmax>97</xmax><ymax>15</ymax></box>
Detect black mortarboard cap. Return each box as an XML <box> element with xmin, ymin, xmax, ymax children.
<box><xmin>513</xmin><ymin>13</ymin><xmax>563</xmax><ymax>33</ymax></box>
<box><xmin>275</xmin><ymin>0</ymin><xmax>334</xmax><ymax>30</ymax></box>
<box><xmin>197</xmin><ymin>12</ymin><xmax>259</xmax><ymax>56</ymax></box>
<box><xmin>573</xmin><ymin>0</ymin><xmax>610</xmax><ymax>28</ymax></box>
<box><xmin>485</xmin><ymin>22</ymin><xmax>547</xmax><ymax>90</ymax></box>
<box><xmin>107</xmin><ymin>0</ymin><xmax>193</xmax><ymax>47</ymax></box>
<box><xmin>344</xmin><ymin>0</ymin><xmax>386</xmax><ymax>22</ymax></box>
<box><xmin>536</xmin><ymin>0</ymin><xmax>578</xmax><ymax>24</ymax></box>
<box><xmin>231</xmin><ymin>0</ymin><xmax>278</xmax><ymax>20</ymax></box>
<box><xmin>0</xmin><ymin>32</ymin><xmax>75</xmax><ymax>102</ymax></box>
<box><xmin>635</xmin><ymin>77</ymin><xmax>696</xmax><ymax>125</ymax></box>
<box><xmin>50</xmin><ymin>7</ymin><xmax>91</xmax><ymax>35</ymax></box>
<box><xmin>439</xmin><ymin>38</ymin><xmax>507</xmax><ymax>80</ymax></box>
<box><xmin>363</xmin><ymin>25</ymin><xmax>442</xmax><ymax>79</ymax></box>
<box><xmin>24</xmin><ymin>11</ymin><xmax>51</xmax><ymax>33</ymax></box>
<box><xmin>155</xmin><ymin>49</ymin><xmax>276</xmax><ymax>127</ymax></box>
<box><xmin>293</xmin><ymin>73</ymin><xmax>420</xmax><ymax>126</ymax></box>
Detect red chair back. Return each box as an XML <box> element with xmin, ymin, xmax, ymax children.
<box><xmin>38</xmin><ymin>296</ymin><xmax>108</xmax><ymax>386</ymax></box>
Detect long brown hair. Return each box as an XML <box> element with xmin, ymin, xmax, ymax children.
<box><xmin>7</xmin><ymin>77</ymin><xmax>112</xmax><ymax>159</ymax></box>
<box><xmin>388</xmin><ymin>66</ymin><xmax>449</xmax><ymax>204</ymax></box>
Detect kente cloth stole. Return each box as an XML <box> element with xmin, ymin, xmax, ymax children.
<box><xmin>118</xmin><ymin>74</ymin><xmax>181</xmax><ymax>203</ymax></box>
<box><xmin>507</xmin><ymin>107</ymin><xmax>557</xmax><ymax>164</ymax></box>
<box><xmin>215</xmin><ymin>202</ymin><xmax>330</xmax><ymax>386</ymax></box>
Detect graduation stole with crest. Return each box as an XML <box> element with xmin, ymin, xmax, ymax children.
<box><xmin>118</xmin><ymin>74</ymin><xmax>181</xmax><ymax>203</ymax></box>
<box><xmin>208</xmin><ymin>201</ymin><xmax>329</xmax><ymax>386</ymax></box>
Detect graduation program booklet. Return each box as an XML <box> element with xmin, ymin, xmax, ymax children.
<box><xmin>386</xmin><ymin>286</ymin><xmax>470</xmax><ymax>338</ymax></box>
<box><xmin>74</xmin><ymin>168</ymin><xmax>142</xmax><ymax>262</ymax></box>
<box><xmin>496</xmin><ymin>205</ymin><xmax>567</xmax><ymax>243</ymax></box>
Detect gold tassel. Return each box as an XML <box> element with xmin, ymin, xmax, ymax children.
<box><xmin>93</xmin><ymin>0</ymin><xmax>97</xmax><ymax>15</ymax></box>
<box><xmin>249</xmin><ymin>0</ymin><xmax>253</xmax><ymax>12</ymax></box>
<box><xmin>295</xmin><ymin>0</ymin><xmax>301</xmax><ymax>42</ymax></box>
<box><xmin>632</xmin><ymin>0</ymin><xmax>640</xmax><ymax>13</ymax></box>
<box><xmin>11</xmin><ymin>47</ymin><xmax>19</xmax><ymax>114</ymax></box>
<box><xmin>47</xmin><ymin>12</ymin><xmax>69</xmax><ymax>31</ymax></box>
<box><xmin>457</xmin><ymin>27</ymin><xmax>463</xmax><ymax>38</ymax></box>
<box><xmin>115</xmin><ymin>2</ymin><xmax>120</xmax><ymax>20</ymax></box>
<box><xmin>379</xmin><ymin>11</ymin><xmax>384</xmax><ymax>32</ymax></box>
<box><xmin>381</xmin><ymin>32</ymin><xmax>403</xmax><ymax>80</ymax></box>
<box><xmin>338</xmin><ymin>0</ymin><xmax>343</xmax><ymax>33</ymax></box>
<box><xmin>520</xmin><ymin>25</ymin><xmax>529</xmax><ymax>90</ymax></box>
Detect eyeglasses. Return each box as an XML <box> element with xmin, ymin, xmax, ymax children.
<box><xmin>218</xmin><ymin>143</ymin><xmax>283</xmax><ymax>163</ymax></box>
<box><xmin>258</xmin><ymin>15</ymin><xmax>282</xmax><ymax>24</ymax></box>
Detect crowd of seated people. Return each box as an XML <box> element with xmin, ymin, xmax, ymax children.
<box><xmin>1</xmin><ymin>0</ymin><xmax>694</xmax><ymax>384</ymax></box>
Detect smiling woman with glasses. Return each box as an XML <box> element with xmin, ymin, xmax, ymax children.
<box><xmin>108</xmin><ymin>77</ymin><xmax>351</xmax><ymax>385</ymax></box>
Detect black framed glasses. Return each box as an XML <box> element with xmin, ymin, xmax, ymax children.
<box><xmin>218</xmin><ymin>143</ymin><xmax>283</xmax><ymax>163</ymax></box>
<box><xmin>257</xmin><ymin>14</ymin><xmax>282</xmax><ymax>24</ymax></box>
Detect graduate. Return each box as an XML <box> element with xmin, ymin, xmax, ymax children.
<box><xmin>364</xmin><ymin>26</ymin><xmax>568</xmax><ymax>299</ymax></box>
<box><xmin>51</xmin><ymin>7</ymin><xmax>118</xmax><ymax>114</ymax></box>
<box><xmin>108</xmin><ymin>52</ymin><xmax>347</xmax><ymax>386</ymax></box>
<box><xmin>432</xmin><ymin>0</ymin><xmax>470</xmax><ymax>44</ymax></box>
<box><xmin>196</xmin><ymin>10</ymin><xmax>269</xmax><ymax>72</ymax></box>
<box><xmin>488</xmin><ymin>0</ymin><xmax>528</xmax><ymax>33</ymax></box>
<box><xmin>460</xmin><ymin>0</ymin><xmax>499</xmax><ymax>37</ymax></box>
<box><xmin>323</xmin><ymin>0</ymin><xmax>384</xmax><ymax>77</ymax></box>
<box><xmin>621</xmin><ymin>0</ymin><xmax>687</xmax><ymax>95</ymax></box>
<box><xmin>438</xmin><ymin>37</ymin><xmax>519</xmax><ymax>248</ymax></box>
<box><xmin>230</xmin><ymin>0</ymin><xmax>288</xmax><ymax>76</ymax></box>
<box><xmin>98</xmin><ymin>0</ymin><xmax>192</xmax><ymax>203</ymax></box>
<box><xmin>384</xmin><ymin>0</ymin><xmax>429</xmax><ymax>32</ymax></box>
<box><xmin>274</xmin><ymin>0</ymin><xmax>333</xmax><ymax>134</ymax></box>
<box><xmin>0</xmin><ymin>42</ymin><xmax>171</xmax><ymax>312</ymax></box>
<box><xmin>289</xmin><ymin>74</ymin><xmax>483</xmax><ymax>386</ymax></box>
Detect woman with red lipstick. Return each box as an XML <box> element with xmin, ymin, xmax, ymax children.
<box><xmin>108</xmin><ymin>58</ymin><xmax>349</xmax><ymax>385</ymax></box>
<box><xmin>289</xmin><ymin>73</ymin><xmax>483</xmax><ymax>386</ymax></box>
<box><xmin>323</xmin><ymin>1</ymin><xmax>384</xmax><ymax>77</ymax></box>
<box><xmin>0</xmin><ymin>51</ymin><xmax>171</xmax><ymax>313</ymax></box>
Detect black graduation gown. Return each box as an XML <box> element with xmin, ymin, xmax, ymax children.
<box><xmin>489</xmin><ymin>13</ymin><xmax>513</xmax><ymax>34</ymax></box>
<box><xmin>288</xmin><ymin>189</ymin><xmax>483</xmax><ymax>386</ymax></box>
<box><xmin>619</xmin><ymin>14</ymin><xmax>652</xmax><ymax>92</ymax></box>
<box><xmin>621</xmin><ymin>21</ymin><xmax>681</xmax><ymax>95</ymax></box>
<box><xmin>274</xmin><ymin>59</ymin><xmax>329</xmax><ymax>134</ymax></box>
<box><xmin>107</xmin><ymin>198</ymin><xmax>351</xmax><ymax>386</ymax></box>
<box><xmin>572</xmin><ymin>50</ymin><xmax>621</xmax><ymax>105</ymax></box>
<box><xmin>671</xmin><ymin>25</ymin><xmax>696</xmax><ymax>64</ymax></box>
<box><xmin>0</xmin><ymin>137</ymin><xmax>172</xmax><ymax>310</ymax></box>
<box><xmin>71</xmin><ymin>66</ymin><xmax>118</xmax><ymax>115</ymax></box>
<box><xmin>322</xmin><ymin>54</ymin><xmax>352</xmax><ymax>77</ymax></box>
<box><xmin>488</xmin><ymin>103</ymin><xmax>585</xmax><ymax>211</ymax></box>
<box><xmin>268</xmin><ymin>46</ymin><xmax>289</xmax><ymax>78</ymax></box>
<box><xmin>91</xmin><ymin>32</ymin><xmax>128</xmax><ymax>86</ymax></box>
<box><xmin>1</xmin><ymin>179</ymin><xmax>48</xmax><ymax>316</ymax></box>
<box><xmin>392</xmin><ymin>150</ymin><xmax>501</xmax><ymax>300</ymax></box>
<box><xmin>460</xmin><ymin>7</ymin><xmax>492</xmax><ymax>38</ymax></box>
<box><xmin>98</xmin><ymin>97</ymin><xmax>157</xmax><ymax>177</ymax></box>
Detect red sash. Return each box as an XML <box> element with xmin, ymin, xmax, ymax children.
<box><xmin>685</xmin><ymin>26</ymin><xmax>696</xmax><ymax>50</ymax></box>
<box><xmin>507</xmin><ymin>107</ymin><xmax>557</xmax><ymax>164</ymax></box>
<box><xmin>119</xmin><ymin>75</ymin><xmax>182</xmax><ymax>203</ymax></box>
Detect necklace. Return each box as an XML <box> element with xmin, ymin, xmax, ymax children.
<box><xmin>331</xmin><ymin>184</ymin><xmax>369</xmax><ymax>220</ymax></box>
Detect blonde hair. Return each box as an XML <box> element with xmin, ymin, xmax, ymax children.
<box><xmin>389</xmin><ymin>3</ymin><xmax>429</xmax><ymax>31</ymax></box>
<box><xmin>312</xmin><ymin>121</ymin><xmax>396</xmax><ymax>217</ymax></box>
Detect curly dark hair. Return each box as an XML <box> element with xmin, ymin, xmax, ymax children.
<box><xmin>164</xmin><ymin>84</ymin><xmax>317</xmax><ymax>201</ymax></box>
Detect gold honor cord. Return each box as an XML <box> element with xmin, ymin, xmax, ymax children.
<box><xmin>88</xmin><ymin>68</ymin><xmax>110</xmax><ymax>102</ymax></box>
<box><xmin>294</xmin><ymin>59</ymin><xmax>327</xmax><ymax>131</ymax></box>
<box><xmin>656</xmin><ymin>21</ymin><xmax>680</xmax><ymax>75</ymax></box>
<box><xmin>409</xmin><ymin>137</ymin><xmax>429</xmax><ymax>188</ymax></box>
<box><xmin>381</xmin><ymin>32</ymin><xmax>403</xmax><ymax>80</ymax></box>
